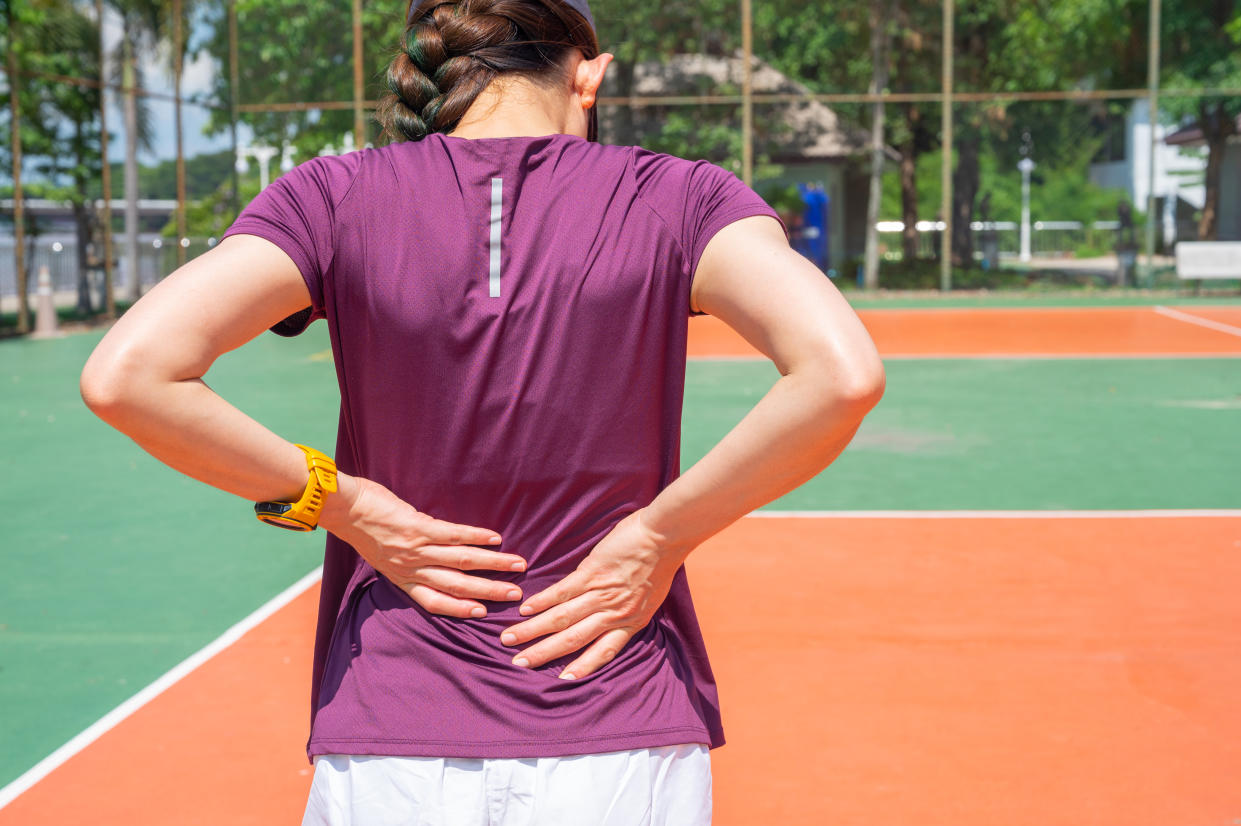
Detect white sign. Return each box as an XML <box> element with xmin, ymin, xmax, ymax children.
<box><xmin>1175</xmin><ymin>242</ymin><xmax>1241</xmax><ymax>279</ymax></box>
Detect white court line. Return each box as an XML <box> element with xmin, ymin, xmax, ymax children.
<box><xmin>6</xmin><ymin>505</ymin><xmax>1241</xmax><ymax>805</ymax></box>
<box><xmin>1154</xmin><ymin>305</ymin><xmax>1241</xmax><ymax>338</ymax></box>
<box><xmin>877</xmin><ymin>352</ymin><xmax>1241</xmax><ymax>360</ymax></box>
<box><xmin>0</xmin><ymin>565</ymin><xmax>324</xmax><ymax>811</ymax></box>
<box><xmin>687</xmin><ymin>354</ymin><xmax>766</xmax><ymax>362</ymax></box>
<box><xmin>690</xmin><ymin>352</ymin><xmax>1241</xmax><ymax>362</ymax></box>
<box><xmin>748</xmin><ymin>509</ymin><xmax>1241</xmax><ymax>519</ymax></box>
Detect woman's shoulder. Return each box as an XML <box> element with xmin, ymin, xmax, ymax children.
<box><xmin>621</xmin><ymin>146</ymin><xmax>750</xmax><ymax>217</ymax></box>
<box><xmin>625</xmin><ymin>145</ymin><xmax>742</xmax><ymax>189</ymax></box>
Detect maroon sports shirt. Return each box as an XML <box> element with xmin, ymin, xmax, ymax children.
<box><xmin>225</xmin><ymin>131</ymin><xmax>784</xmax><ymax>759</ymax></box>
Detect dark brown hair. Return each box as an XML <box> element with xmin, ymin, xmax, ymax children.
<box><xmin>378</xmin><ymin>0</ymin><xmax>599</xmax><ymax>142</ymax></box>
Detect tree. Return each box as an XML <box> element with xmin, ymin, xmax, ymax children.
<box><xmin>593</xmin><ymin>0</ymin><xmax>736</xmax><ymax>149</ymax></box>
<box><xmin>942</xmin><ymin>0</ymin><xmax>1147</xmax><ymax>267</ymax></box>
<box><xmin>202</xmin><ymin>0</ymin><xmax>752</xmax><ymax>170</ymax></box>
<box><xmin>2</xmin><ymin>0</ymin><xmax>34</xmax><ymax>332</ymax></box>
<box><xmin>201</xmin><ymin>0</ymin><xmax>398</xmax><ymax>156</ymax></box>
<box><xmin>107</xmin><ymin>0</ymin><xmax>165</xmax><ymax>302</ymax></box>
<box><xmin>1161</xmin><ymin>0</ymin><xmax>1241</xmax><ymax>240</ymax></box>
<box><xmin>888</xmin><ymin>0</ymin><xmax>939</xmax><ymax>261</ymax></box>
<box><xmin>2</xmin><ymin>0</ymin><xmax>105</xmax><ymax>324</ymax></box>
<box><xmin>30</xmin><ymin>4</ymin><xmax>105</xmax><ymax>314</ymax></box>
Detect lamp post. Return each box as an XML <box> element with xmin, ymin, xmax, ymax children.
<box><xmin>235</xmin><ymin>143</ymin><xmax>280</xmax><ymax>190</ymax></box>
<box><xmin>1018</xmin><ymin>157</ymin><xmax>1035</xmax><ymax>263</ymax></box>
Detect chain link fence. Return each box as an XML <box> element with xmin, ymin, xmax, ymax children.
<box><xmin>3</xmin><ymin>0</ymin><xmax>1239</xmax><ymax>327</ymax></box>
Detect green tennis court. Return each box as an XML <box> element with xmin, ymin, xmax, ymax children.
<box><xmin>2</xmin><ymin>300</ymin><xmax>1240</xmax><ymax>823</ymax></box>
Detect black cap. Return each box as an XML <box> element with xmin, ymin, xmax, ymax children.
<box><xmin>559</xmin><ymin>0</ymin><xmax>595</xmax><ymax>32</ymax></box>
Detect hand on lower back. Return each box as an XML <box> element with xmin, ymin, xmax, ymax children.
<box><xmin>499</xmin><ymin>509</ymin><xmax>690</xmax><ymax>679</ymax></box>
<box><xmin>321</xmin><ymin>475</ymin><xmax>526</xmax><ymax>618</ymax></box>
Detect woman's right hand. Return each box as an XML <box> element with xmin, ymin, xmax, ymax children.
<box><xmin>319</xmin><ymin>474</ymin><xmax>526</xmax><ymax>618</ymax></box>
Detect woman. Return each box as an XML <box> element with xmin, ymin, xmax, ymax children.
<box><xmin>80</xmin><ymin>0</ymin><xmax>885</xmax><ymax>822</ymax></box>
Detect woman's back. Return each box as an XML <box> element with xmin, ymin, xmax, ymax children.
<box><xmin>226</xmin><ymin>131</ymin><xmax>782</xmax><ymax>757</ymax></box>
<box><xmin>81</xmin><ymin>0</ymin><xmax>885</xmax><ymax>816</ymax></box>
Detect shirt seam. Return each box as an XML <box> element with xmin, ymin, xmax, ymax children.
<box><xmin>321</xmin><ymin>152</ymin><xmax>369</xmax><ymax>277</ymax></box>
<box><xmin>628</xmin><ymin>147</ymin><xmax>693</xmax><ymax>285</ymax></box>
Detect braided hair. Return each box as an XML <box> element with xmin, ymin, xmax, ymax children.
<box><xmin>378</xmin><ymin>0</ymin><xmax>599</xmax><ymax>142</ymax></box>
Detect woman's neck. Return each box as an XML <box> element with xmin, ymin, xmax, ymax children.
<box><xmin>447</xmin><ymin>77</ymin><xmax>579</xmax><ymax>140</ymax></box>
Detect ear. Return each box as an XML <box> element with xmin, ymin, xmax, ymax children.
<box><xmin>574</xmin><ymin>52</ymin><xmax>614</xmax><ymax>110</ymax></box>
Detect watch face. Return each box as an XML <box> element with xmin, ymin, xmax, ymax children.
<box><xmin>259</xmin><ymin>513</ymin><xmax>313</xmax><ymax>531</ymax></box>
<box><xmin>255</xmin><ymin>502</ymin><xmax>312</xmax><ymax>531</ymax></box>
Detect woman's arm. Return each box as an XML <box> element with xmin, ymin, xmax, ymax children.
<box><xmin>80</xmin><ymin>235</ymin><xmax>527</xmax><ymax>618</ymax></box>
<box><xmin>501</xmin><ymin>215</ymin><xmax>885</xmax><ymax>677</ymax></box>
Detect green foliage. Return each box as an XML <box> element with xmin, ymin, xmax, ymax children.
<box><xmin>1</xmin><ymin>0</ymin><xmax>104</xmax><ymax>199</ymax></box>
<box><xmin>639</xmin><ymin>110</ymin><xmax>741</xmax><ymax>171</ymax></box>
<box><xmin>200</xmin><ymin>0</ymin><xmax>403</xmax><ymax>151</ymax></box>
<box><xmin>200</xmin><ymin>0</ymin><xmax>753</xmax><ymax>163</ymax></box>
<box><xmin>1159</xmin><ymin>0</ymin><xmax>1241</xmax><ymax>142</ymax></box>
<box><xmin>758</xmin><ymin>182</ymin><xmax>803</xmax><ymax>217</ymax></box>
<box><xmin>1162</xmin><ymin>0</ymin><xmax>1241</xmax><ymax>109</ymax></box>
<box><xmin>89</xmin><ymin>150</ymin><xmax>237</xmax><ymax>201</ymax></box>
<box><xmin>594</xmin><ymin>0</ymin><xmax>738</xmax><ymax>66</ymax></box>
<box><xmin>162</xmin><ymin>171</ymin><xmax>259</xmax><ymax>238</ymax></box>
<box><xmin>880</xmin><ymin>141</ymin><xmax>1129</xmax><ymax>225</ymax></box>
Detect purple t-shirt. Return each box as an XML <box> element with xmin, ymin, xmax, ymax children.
<box><xmin>225</xmin><ymin>132</ymin><xmax>783</xmax><ymax>760</ymax></box>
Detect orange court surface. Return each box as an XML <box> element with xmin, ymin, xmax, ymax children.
<box><xmin>687</xmin><ymin>304</ymin><xmax>1241</xmax><ymax>358</ymax></box>
<box><xmin>2</xmin><ymin>303</ymin><xmax>1240</xmax><ymax>825</ymax></box>
<box><xmin>3</xmin><ymin>516</ymin><xmax>1240</xmax><ymax>825</ymax></box>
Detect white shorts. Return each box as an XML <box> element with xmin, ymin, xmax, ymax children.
<box><xmin>301</xmin><ymin>744</ymin><xmax>712</xmax><ymax>826</ymax></box>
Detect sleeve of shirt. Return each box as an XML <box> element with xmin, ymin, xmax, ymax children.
<box><xmin>221</xmin><ymin>153</ymin><xmax>362</xmax><ymax>336</ymax></box>
<box><xmin>680</xmin><ymin>160</ymin><xmax>787</xmax><ymax>281</ymax></box>
<box><xmin>632</xmin><ymin>149</ymin><xmax>788</xmax><ymax>316</ymax></box>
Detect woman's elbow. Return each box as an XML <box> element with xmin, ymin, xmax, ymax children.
<box><xmin>838</xmin><ymin>355</ymin><xmax>886</xmax><ymax>411</ymax></box>
<box><xmin>80</xmin><ymin>347</ymin><xmax>145</xmax><ymax>423</ymax></box>
<box><xmin>801</xmin><ymin>348</ymin><xmax>885</xmax><ymax>416</ymax></box>
<box><xmin>80</xmin><ymin>358</ymin><xmax>122</xmax><ymax>420</ymax></box>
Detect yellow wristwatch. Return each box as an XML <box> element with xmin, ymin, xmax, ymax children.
<box><xmin>254</xmin><ymin>444</ymin><xmax>338</xmax><ymax>531</ymax></box>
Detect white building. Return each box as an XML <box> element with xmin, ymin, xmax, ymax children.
<box><xmin>1164</xmin><ymin>114</ymin><xmax>1241</xmax><ymax>242</ymax></box>
<box><xmin>1089</xmin><ymin>99</ymin><xmax>1208</xmax><ymax>244</ymax></box>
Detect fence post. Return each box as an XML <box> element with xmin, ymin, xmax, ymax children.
<box><xmin>352</xmin><ymin>0</ymin><xmax>365</xmax><ymax>150</ymax></box>
<box><xmin>174</xmin><ymin>0</ymin><xmax>187</xmax><ymax>268</ymax></box>
<box><xmin>740</xmin><ymin>0</ymin><xmax>753</xmax><ymax>188</ymax></box>
<box><xmin>96</xmin><ymin>0</ymin><xmax>116</xmax><ymax>319</ymax></box>
<box><xmin>940</xmin><ymin>0</ymin><xmax>954</xmax><ymax>292</ymax></box>
<box><xmin>1143</xmin><ymin>0</ymin><xmax>1161</xmax><ymax>284</ymax></box>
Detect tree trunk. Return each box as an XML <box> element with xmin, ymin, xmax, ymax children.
<box><xmin>863</xmin><ymin>0</ymin><xmax>894</xmax><ymax>290</ymax></box>
<box><xmin>122</xmin><ymin>38</ymin><xmax>142</xmax><ymax>303</ymax></box>
<box><xmin>611</xmin><ymin>59</ymin><xmax>637</xmax><ymax>146</ymax></box>
<box><xmin>900</xmin><ymin>103</ymin><xmax>920</xmax><ymax>261</ymax></box>
<box><xmin>73</xmin><ymin>201</ymin><xmax>95</xmax><ymax>315</ymax></box>
<box><xmin>951</xmin><ymin>134</ymin><xmax>980</xmax><ymax>267</ymax></box>
<box><xmin>6</xmin><ymin>8</ymin><xmax>30</xmax><ymax>334</ymax></box>
<box><xmin>1196</xmin><ymin>102</ymin><xmax>1235</xmax><ymax>241</ymax></box>
<box><xmin>73</xmin><ymin>118</ymin><xmax>94</xmax><ymax>315</ymax></box>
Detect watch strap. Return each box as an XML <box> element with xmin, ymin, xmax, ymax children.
<box><xmin>254</xmin><ymin>444</ymin><xmax>337</xmax><ymax>531</ymax></box>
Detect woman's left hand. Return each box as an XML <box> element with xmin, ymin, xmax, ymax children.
<box><xmin>500</xmin><ymin>509</ymin><xmax>691</xmax><ymax>680</ymax></box>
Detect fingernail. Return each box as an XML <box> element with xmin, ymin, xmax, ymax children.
<box><xmin>505</xmin><ymin>588</ymin><xmax>521</xmax><ymax>600</ymax></box>
<box><xmin>501</xmin><ymin>632</ymin><xmax>516</xmax><ymax>645</ymax></box>
<box><xmin>513</xmin><ymin>657</ymin><xmax>529</xmax><ymax>668</ymax></box>
<box><xmin>560</xmin><ymin>672</ymin><xmax>576</xmax><ymax>681</ymax></box>
<box><xmin>519</xmin><ymin>605</ymin><xmax>533</xmax><ymax>616</ymax></box>
<box><xmin>510</xmin><ymin>561</ymin><xmax>525</xmax><ymax>571</ymax></box>
<box><xmin>489</xmin><ymin>535</ymin><xmax>502</xmax><ymax>544</ymax></box>
<box><xmin>470</xmin><ymin>606</ymin><xmax>486</xmax><ymax>618</ymax></box>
